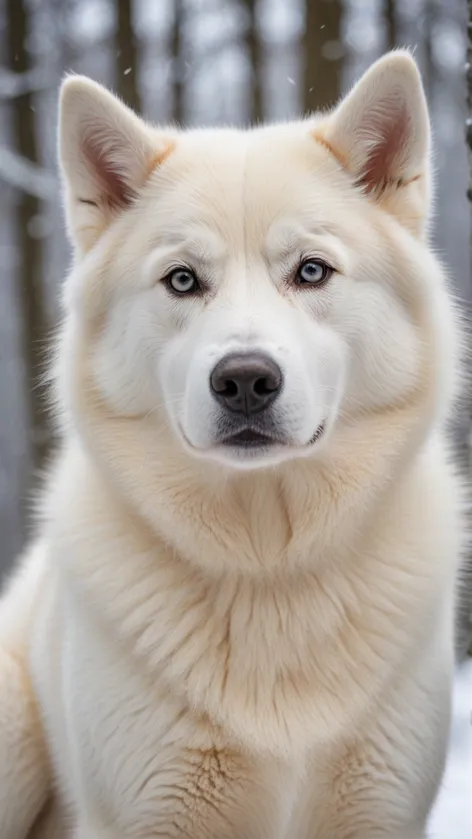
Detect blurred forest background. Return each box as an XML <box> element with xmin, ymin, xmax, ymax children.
<box><xmin>0</xmin><ymin>0</ymin><xmax>469</xmax><ymax>577</ymax></box>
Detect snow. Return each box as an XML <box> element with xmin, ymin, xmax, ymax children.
<box><xmin>429</xmin><ymin>660</ymin><xmax>472</xmax><ymax>839</ymax></box>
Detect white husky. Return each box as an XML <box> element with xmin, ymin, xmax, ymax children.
<box><xmin>0</xmin><ymin>51</ymin><xmax>465</xmax><ymax>839</ymax></box>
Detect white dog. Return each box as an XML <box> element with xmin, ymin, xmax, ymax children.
<box><xmin>0</xmin><ymin>51</ymin><xmax>465</xmax><ymax>839</ymax></box>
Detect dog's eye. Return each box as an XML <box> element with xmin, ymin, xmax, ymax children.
<box><xmin>296</xmin><ymin>259</ymin><xmax>332</xmax><ymax>287</ymax></box>
<box><xmin>166</xmin><ymin>268</ymin><xmax>199</xmax><ymax>295</ymax></box>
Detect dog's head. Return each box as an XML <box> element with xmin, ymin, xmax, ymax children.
<box><xmin>57</xmin><ymin>53</ymin><xmax>454</xmax><ymax>473</ymax></box>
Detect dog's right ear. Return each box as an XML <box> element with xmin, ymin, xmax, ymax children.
<box><xmin>316</xmin><ymin>51</ymin><xmax>430</xmax><ymax>236</ymax></box>
<box><xmin>59</xmin><ymin>76</ymin><xmax>174</xmax><ymax>254</ymax></box>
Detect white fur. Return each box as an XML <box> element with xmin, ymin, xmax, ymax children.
<box><xmin>0</xmin><ymin>52</ymin><xmax>466</xmax><ymax>838</ymax></box>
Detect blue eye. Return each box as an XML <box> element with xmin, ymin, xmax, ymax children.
<box><xmin>296</xmin><ymin>259</ymin><xmax>332</xmax><ymax>286</ymax></box>
<box><xmin>167</xmin><ymin>268</ymin><xmax>199</xmax><ymax>295</ymax></box>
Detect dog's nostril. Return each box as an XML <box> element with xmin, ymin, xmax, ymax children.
<box><xmin>219</xmin><ymin>378</ymin><xmax>238</xmax><ymax>397</ymax></box>
<box><xmin>254</xmin><ymin>376</ymin><xmax>276</xmax><ymax>395</ymax></box>
<box><xmin>210</xmin><ymin>353</ymin><xmax>283</xmax><ymax>415</ymax></box>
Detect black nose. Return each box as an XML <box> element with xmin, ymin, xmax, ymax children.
<box><xmin>210</xmin><ymin>353</ymin><xmax>283</xmax><ymax>415</ymax></box>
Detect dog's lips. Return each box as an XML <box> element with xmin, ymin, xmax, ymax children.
<box><xmin>220</xmin><ymin>428</ymin><xmax>277</xmax><ymax>448</ymax></box>
<box><xmin>179</xmin><ymin>420</ymin><xmax>327</xmax><ymax>457</ymax></box>
<box><xmin>219</xmin><ymin>421</ymin><xmax>326</xmax><ymax>450</ymax></box>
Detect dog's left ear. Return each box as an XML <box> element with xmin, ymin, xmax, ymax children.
<box><xmin>318</xmin><ymin>51</ymin><xmax>430</xmax><ymax>235</ymax></box>
<box><xmin>59</xmin><ymin>76</ymin><xmax>174</xmax><ymax>254</ymax></box>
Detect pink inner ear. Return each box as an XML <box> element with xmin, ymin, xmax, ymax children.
<box><xmin>359</xmin><ymin>99</ymin><xmax>412</xmax><ymax>194</ymax></box>
<box><xmin>82</xmin><ymin>136</ymin><xmax>135</xmax><ymax>210</ymax></box>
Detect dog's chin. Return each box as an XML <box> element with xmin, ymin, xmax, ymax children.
<box><xmin>179</xmin><ymin>423</ymin><xmax>327</xmax><ymax>471</ymax></box>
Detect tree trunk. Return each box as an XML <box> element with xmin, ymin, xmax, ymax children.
<box><xmin>115</xmin><ymin>0</ymin><xmax>141</xmax><ymax>112</ymax></box>
<box><xmin>243</xmin><ymin>0</ymin><xmax>263</xmax><ymax>123</ymax></box>
<box><xmin>6</xmin><ymin>0</ymin><xmax>52</xmax><ymax>512</ymax></box>
<box><xmin>422</xmin><ymin>0</ymin><xmax>435</xmax><ymax>102</ymax></box>
<box><xmin>462</xmin><ymin>0</ymin><xmax>472</xmax><ymax>658</ymax></box>
<box><xmin>304</xmin><ymin>0</ymin><xmax>343</xmax><ymax>113</ymax></box>
<box><xmin>466</xmin><ymin>0</ymin><xmax>472</xmax><ymax>192</ymax></box>
<box><xmin>385</xmin><ymin>0</ymin><xmax>397</xmax><ymax>51</ymax></box>
<box><xmin>171</xmin><ymin>0</ymin><xmax>184</xmax><ymax>124</ymax></box>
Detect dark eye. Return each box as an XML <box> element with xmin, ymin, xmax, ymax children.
<box><xmin>296</xmin><ymin>259</ymin><xmax>333</xmax><ymax>286</ymax></box>
<box><xmin>166</xmin><ymin>267</ymin><xmax>199</xmax><ymax>295</ymax></box>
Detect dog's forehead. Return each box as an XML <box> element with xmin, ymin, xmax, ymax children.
<box><xmin>146</xmin><ymin>124</ymin><xmax>351</xmax><ymax>247</ymax></box>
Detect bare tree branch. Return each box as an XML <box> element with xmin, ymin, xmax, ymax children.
<box><xmin>0</xmin><ymin>147</ymin><xmax>57</xmax><ymax>201</ymax></box>
<box><xmin>0</xmin><ymin>68</ymin><xmax>51</xmax><ymax>99</ymax></box>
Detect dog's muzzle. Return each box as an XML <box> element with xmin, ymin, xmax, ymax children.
<box><xmin>210</xmin><ymin>352</ymin><xmax>283</xmax><ymax>415</ymax></box>
<box><xmin>209</xmin><ymin>352</ymin><xmax>284</xmax><ymax>448</ymax></box>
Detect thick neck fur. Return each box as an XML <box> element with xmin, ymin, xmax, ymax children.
<box><xmin>43</xmin><ymin>370</ymin><xmax>454</xmax><ymax>758</ymax></box>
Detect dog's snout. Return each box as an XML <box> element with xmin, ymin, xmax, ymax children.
<box><xmin>210</xmin><ymin>353</ymin><xmax>282</xmax><ymax>415</ymax></box>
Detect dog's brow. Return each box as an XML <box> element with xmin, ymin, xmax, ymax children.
<box><xmin>266</xmin><ymin>222</ymin><xmax>341</xmax><ymax>262</ymax></box>
<box><xmin>159</xmin><ymin>227</ymin><xmax>225</xmax><ymax>257</ymax></box>
<box><xmin>146</xmin><ymin>234</ymin><xmax>226</xmax><ymax>276</ymax></box>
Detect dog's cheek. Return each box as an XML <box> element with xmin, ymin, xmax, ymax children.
<box><xmin>341</xmin><ymin>292</ymin><xmax>421</xmax><ymax>414</ymax></box>
<box><xmin>91</xmin><ymin>297</ymin><xmax>163</xmax><ymax>417</ymax></box>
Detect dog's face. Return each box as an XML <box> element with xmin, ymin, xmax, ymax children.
<box><xmin>59</xmin><ymin>53</ymin><xmax>434</xmax><ymax>470</ymax></box>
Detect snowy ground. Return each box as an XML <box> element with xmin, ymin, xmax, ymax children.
<box><xmin>428</xmin><ymin>660</ymin><xmax>472</xmax><ymax>838</ymax></box>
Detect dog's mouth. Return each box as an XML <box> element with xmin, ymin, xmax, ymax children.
<box><xmin>178</xmin><ymin>419</ymin><xmax>328</xmax><ymax>461</ymax></box>
<box><xmin>221</xmin><ymin>428</ymin><xmax>278</xmax><ymax>448</ymax></box>
<box><xmin>219</xmin><ymin>422</ymin><xmax>326</xmax><ymax>450</ymax></box>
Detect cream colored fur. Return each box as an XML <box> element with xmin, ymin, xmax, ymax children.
<box><xmin>0</xmin><ymin>52</ymin><xmax>466</xmax><ymax>838</ymax></box>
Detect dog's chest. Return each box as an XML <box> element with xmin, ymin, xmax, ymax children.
<box><xmin>55</xmin><ymin>569</ymin><xmax>340</xmax><ymax>790</ymax></box>
<box><xmin>53</xmin><ymin>596</ymin><xmax>319</xmax><ymax>835</ymax></box>
<box><xmin>39</xmin><ymin>547</ymin><xmax>399</xmax><ymax>835</ymax></box>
